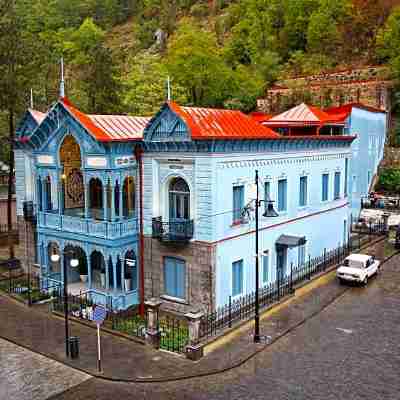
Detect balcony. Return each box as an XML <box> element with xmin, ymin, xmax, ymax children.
<box><xmin>152</xmin><ymin>217</ymin><xmax>194</xmax><ymax>243</ymax></box>
<box><xmin>38</xmin><ymin>212</ymin><xmax>137</xmax><ymax>239</ymax></box>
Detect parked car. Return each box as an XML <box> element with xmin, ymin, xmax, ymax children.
<box><xmin>336</xmin><ymin>253</ymin><xmax>380</xmax><ymax>285</ymax></box>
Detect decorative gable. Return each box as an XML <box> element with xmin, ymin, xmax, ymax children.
<box><xmin>143</xmin><ymin>103</ymin><xmax>190</xmax><ymax>142</ymax></box>
<box><xmin>16</xmin><ymin>110</ymin><xmax>42</xmax><ymax>139</ymax></box>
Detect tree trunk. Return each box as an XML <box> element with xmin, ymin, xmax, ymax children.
<box><xmin>7</xmin><ymin>107</ymin><xmax>14</xmax><ymax>258</ymax></box>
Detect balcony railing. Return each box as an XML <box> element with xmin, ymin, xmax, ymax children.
<box><xmin>152</xmin><ymin>217</ymin><xmax>194</xmax><ymax>243</ymax></box>
<box><xmin>38</xmin><ymin>212</ymin><xmax>137</xmax><ymax>239</ymax></box>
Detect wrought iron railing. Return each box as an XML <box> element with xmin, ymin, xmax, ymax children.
<box><xmin>152</xmin><ymin>217</ymin><xmax>194</xmax><ymax>242</ymax></box>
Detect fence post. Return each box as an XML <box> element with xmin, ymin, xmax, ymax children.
<box><xmin>145</xmin><ymin>298</ymin><xmax>162</xmax><ymax>349</ymax></box>
<box><xmin>323</xmin><ymin>248</ymin><xmax>326</xmax><ymax>270</ymax></box>
<box><xmin>185</xmin><ymin>310</ymin><xmax>204</xmax><ymax>361</ymax></box>
<box><xmin>382</xmin><ymin>213</ymin><xmax>390</xmax><ymax>236</ymax></box>
<box><xmin>228</xmin><ymin>295</ymin><xmax>232</xmax><ymax>328</ymax></box>
<box><xmin>308</xmin><ymin>255</ymin><xmax>311</xmax><ymax>280</ymax></box>
<box><xmin>290</xmin><ymin>262</ymin><xmax>294</xmax><ymax>293</ymax></box>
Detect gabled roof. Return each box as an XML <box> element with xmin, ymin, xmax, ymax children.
<box><xmin>324</xmin><ymin>103</ymin><xmax>386</xmax><ymax>119</ymax></box>
<box><xmin>61</xmin><ymin>98</ymin><xmax>150</xmax><ymax>142</ymax></box>
<box><xmin>167</xmin><ymin>101</ymin><xmax>279</xmax><ymax>140</ymax></box>
<box><xmin>249</xmin><ymin>112</ymin><xmax>273</xmax><ymax>123</ymax></box>
<box><xmin>28</xmin><ymin>109</ymin><xmax>46</xmax><ymax>124</ymax></box>
<box><xmin>265</xmin><ymin>103</ymin><xmax>345</xmax><ymax>126</ymax></box>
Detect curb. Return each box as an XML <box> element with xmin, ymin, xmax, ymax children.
<box><xmin>1</xmin><ymin>241</ymin><xmax>396</xmax><ymax>384</ymax></box>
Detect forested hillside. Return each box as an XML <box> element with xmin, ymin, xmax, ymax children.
<box><xmin>1</xmin><ymin>0</ymin><xmax>400</xmax><ymax>145</ymax></box>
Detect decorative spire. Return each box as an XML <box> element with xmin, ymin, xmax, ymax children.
<box><xmin>167</xmin><ymin>75</ymin><xmax>171</xmax><ymax>101</ymax></box>
<box><xmin>30</xmin><ymin>88</ymin><xmax>33</xmax><ymax>109</ymax></box>
<box><xmin>60</xmin><ymin>57</ymin><xmax>65</xmax><ymax>98</ymax></box>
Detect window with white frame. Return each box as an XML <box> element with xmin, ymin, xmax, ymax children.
<box><xmin>278</xmin><ymin>179</ymin><xmax>287</xmax><ymax>212</ymax></box>
<box><xmin>298</xmin><ymin>244</ymin><xmax>306</xmax><ymax>267</ymax></box>
<box><xmin>232</xmin><ymin>185</ymin><xmax>244</xmax><ymax>223</ymax></box>
<box><xmin>264</xmin><ymin>181</ymin><xmax>271</xmax><ymax>211</ymax></box>
<box><xmin>322</xmin><ymin>173</ymin><xmax>329</xmax><ymax>201</ymax></box>
<box><xmin>299</xmin><ymin>176</ymin><xmax>308</xmax><ymax>206</ymax></box>
<box><xmin>334</xmin><ymin>172</ymin><xmax>341</xmax><ymax>200</ymax></box>
<box><xmin>164</xmin><ymin>257</ymin><xmax>186</xmax><ymax>299</ymax></box>
<box><xmin>232</xmin><ymin>259</ymin><xmax>243</xmax><ymax>297</ymax></box>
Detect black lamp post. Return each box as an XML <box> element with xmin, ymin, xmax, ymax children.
<box><xmin>51</xmin><ymin>248</ymin><xmax>79</xmax><ymax>357</ymax></box>
<box><xmin>243</xmin><ymin>170</ymin><xmax>278</xmax><ymax>343</ymax></box>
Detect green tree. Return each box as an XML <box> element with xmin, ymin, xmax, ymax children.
<box><xmin>123</xmin><ymin>53</ymin><xmax>188</xmax><ymax>115</ymax></box>
<box><xmin>63</xmin><ymin>18</ymin><xmax>122</xmax><ymax>113</ymax></box>
<box><xmin>166</xmin><ymin>19</ymin><xmax>232</xmax><ymax>107</ymax></box>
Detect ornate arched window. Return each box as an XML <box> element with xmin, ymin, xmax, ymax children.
<box><xmin>169</xmin><ymin>177</ymin><xmax>190</xmax><ymax>221</ymax></box>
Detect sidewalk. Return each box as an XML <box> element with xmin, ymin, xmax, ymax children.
<box><xmin>0</xmin><ymin>240</ymin><xmax>389</xmax><ymax>382</ymax></box>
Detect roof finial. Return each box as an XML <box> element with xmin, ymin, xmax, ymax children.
<box><xmin>60</xmin><ymin>57</ymin><xmax>65</xmax><ymax>98</ymax></box>
<box><xmin>30</xmin><ymin>88</ymin><xmax>33</xmax><ymax>109</ymax></box>
<box><xmin>167</xmin><ymin>75</ymin><xmax>171</xmax><ymax>101</ymax></box>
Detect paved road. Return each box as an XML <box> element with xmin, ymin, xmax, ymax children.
<box><xmin>0</xmin><ymin>338</ymin><xmax>90</xmax><ymax>400</ymax></box>
<box><xmin>50</xmin><ymin>253</ymin><xmax>400</xmax><ymax>400</ymax></box>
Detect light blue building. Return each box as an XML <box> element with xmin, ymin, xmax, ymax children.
<box><xmin>325</xmin><ymin>104</ymin><xmax>387</xmax><ymax>217</ymax></box>
<box><xmin>15</xmin><ymin>98</ymin><xmax>149</xmax><ymax>309</ymax></box>
<box><xmin>15</xmin><ymin>98</ymin><xmax>355</xmax><ymax>313</ymax></box>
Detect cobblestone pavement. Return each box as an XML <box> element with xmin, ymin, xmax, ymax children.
<box><xmin>0</xmin><ymin>338</ymin><xmax>90</xmax><ymax>400</ymax></box>
<box><xmin>51</xmin><ymin>251</ymin><xmax>400</xmax><ymax>400</ymax></box>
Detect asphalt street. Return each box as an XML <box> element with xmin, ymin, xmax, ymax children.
<box><xmin>48</xmin><ymin>252</ymin><xmax>400</xmax><ymax>400</ymax></box>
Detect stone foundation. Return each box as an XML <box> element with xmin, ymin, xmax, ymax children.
<box><xmin>17</xmin><ymin>216</ymin><xmax>37</xmax><ymax>273</ymax></box>
<box><xmin>143</xmin><ymin>236</ymin><xmax>216</xmax><ymax>314</ymax></box>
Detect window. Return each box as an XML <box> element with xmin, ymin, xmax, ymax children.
<box><xmin>278</xmin><ymin>179</ymin><xmax>287</xmax><ymax>212</ymax></box>
<box><xmin>352</xmin><ymin>175</ymin><xmax>357</xmax><ymax>193</ymax></box>
<box><xmin>367</xmin><ymin>170</ymin><xmax>372</xmax><ymax>186</ymax></box>
<box><xmin>299</xmin><ymin>176</ymin><xmax>308</xmax><ymax>207</ymax></box>
<box><xmin>322</xmin><ymin>174</ymin><xmax>329</xmax><ymax>201</ymax></box>
<box><xmin>334</xmin><ymin>172</ymin><xmax>341</xmax><ymax>200</ymax></box>
<box><xmin>264</xmin><ymin>181</ymin><xmax>271</xmax><ymax>211</ymax></box>
<box><xmin>344</xmin><ymin>158</ymin><xmax>348</xmax><ymax>197</ymax></box>
<box><xmin>169</xmin><ymin>178</ymin><xmax>190</xmax><ymax>221</ymax></box>
<box><xmin>232</xmin><ymin>260</ymin><xmax>243</xmax><ymax>297</ymax></box>
<box><xmin>233</xmin><ymin>185</ymin><xmax>244</xmax><ymax>223</ymax></box>
<box><xmin>262</xmin><ymin>251</ymin><xmax>269</xmax><ymax>284</ymax></box>
<box><xmin>298</xmin><ymin>244</ymin><xmax>306</xmax><ymax>267</ymax></box>
<box><xmin>164</xmin><ymin>257</ymin><xmax>186</xmax><ymax>299</ymax></box>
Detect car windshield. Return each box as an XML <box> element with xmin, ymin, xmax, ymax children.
<box><xmin>343</xmin><ymin>259</ymin><xmax>364</xmax><ymax>268</ymax></box>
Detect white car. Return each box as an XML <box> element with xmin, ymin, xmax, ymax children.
<box><xmin>337</xmin><ymin>253</ymin><xmax>380</xmax><ymax>285</ymax></box>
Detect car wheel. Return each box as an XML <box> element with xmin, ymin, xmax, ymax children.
<box><xmin>363</xmin><ymin>276</ymin><xmax>368</xmax><ymax>285</ymax></box>
<box><xmin>338</xmin><ymin>278</ymin><xmax>343</xmax><ymax>285</ymax></box>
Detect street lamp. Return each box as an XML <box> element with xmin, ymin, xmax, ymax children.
<box><xmin>242</xmin><ymin>170</ymin><xmax>278</xmax><ymax>343</ymax></box>
<box><xmin>51</xmin><ymin>248</ymin><xmax>79</xmax><ymax>357</ymax></box>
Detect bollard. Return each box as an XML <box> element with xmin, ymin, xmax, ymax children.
<box><xmin>145</xmin><ymin>298</ymin><xmax>162</xmax><ymax>349</ymax></box>
<box><xmin>185</xmin><ymin>310</ymin><xmax>204</xmax><ymax>361</ymax></box>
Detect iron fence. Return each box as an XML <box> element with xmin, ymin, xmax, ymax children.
<box><xmin>361</xmin><ymin>196</ymin><xmax>400</xmax><ymax>211</ymax></box>
<box><xmin>199</xmin><ymin>232</ymin><xmax>384</xmax><ymax>341</ymax></box>
<box><xmin>159</xmin><ymin>315</ymin><xmax>189</xmax><ymax>353</ymax></box>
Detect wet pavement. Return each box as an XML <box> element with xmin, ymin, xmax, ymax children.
<box><xmin>50</xmin><ymin>248</ymin><xmax>400</xmax><ymax>399</ymax></box>
<box><xmin>0</xmin><ymin>338</ymin><xmax>90</xmax><ymax>400</ymax></box>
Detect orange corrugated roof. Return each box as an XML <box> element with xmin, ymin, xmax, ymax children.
<box><xmin>325</xmin><ymin>103</ymin><xmax>386</xmax><ymax>117</ymax></box>
<box><xmin>265</xmin><ymin>103</ymin><xmax>345</xmax><ymax>126</ymax></box>
<box><xmin>61</xmin><ymin>97</ymin><xmax>150</xmax><ymax>142</ymax></box>
<box><xmin>249</xmin><ymin>112</ymin><xmax>273</xmax><ymax>123</ymax></box>
<box><xmin>168</xmin><ymin>101</ymin><xmax>279</xmax><ymax>139</ymax></box>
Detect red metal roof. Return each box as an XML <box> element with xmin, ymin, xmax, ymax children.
<box><xmin>249</xmin><ymin>112</ymin><xmax>273</xmax><ymax>123</ymax></box>
<box><xmin>325</xmin><ymin>103</ymin><xmax>386</xmax><ymax>118</ymax></box>
<box><xmin>61</xmin><ymin>98</ymin><xmax>150</xmax><ymax>142</ymax></box>
<box><xmin>168</xmin><ymin>101</ymin><xmax>279</xmax><ymax>140</ymax></box>
<box><xmin>265</xmin><ymin>103</ymin><xmax>345</xmax><ymax>126</ymax></box>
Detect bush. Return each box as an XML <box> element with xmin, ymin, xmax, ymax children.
<box><xmin>375</xmin><ymin>168</ymin><xmax>400</xmax><ymax>193</ymax></box>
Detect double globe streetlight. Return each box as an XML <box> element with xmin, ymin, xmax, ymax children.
<box><xmin>50</xmin><ymin>249</ymin><xmax>79</xmax><ymax>357</ymax></box>
<box><xmin>241</xmin><ymin>170</ymin><xmax>279</xmax><ymax>343</ymax></box>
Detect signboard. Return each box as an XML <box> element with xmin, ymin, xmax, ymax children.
<box><xmin>92</xmin><ymin>305</ymin><xmax>107</xmax><ymax>373</ymax></box>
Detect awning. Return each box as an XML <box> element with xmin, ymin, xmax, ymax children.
<box><xmin>275</xmin><ymin>234</ymin><xmax>307</xmax><ymax>249</ymax></box>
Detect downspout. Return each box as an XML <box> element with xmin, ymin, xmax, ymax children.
<box><xmin>135</xmin><ymin>145</ymin><xmax>145</xmax><ymax>317</ymax></box>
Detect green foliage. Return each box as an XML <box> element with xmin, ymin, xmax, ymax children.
<box><xmin>375</xmin><ymin>168</ymin><xmax>400</xmax><ymax>193</ymax></box>
<box><xmin>123</xmin><ymin>53</ymin><xmax>188</xmax><ymax>115</ymax></box>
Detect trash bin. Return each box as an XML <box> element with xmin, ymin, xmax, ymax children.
<box><xmin>68</xmin><ymin>336</ymin><xmax>79</xmax><ymax>359</ymax></box>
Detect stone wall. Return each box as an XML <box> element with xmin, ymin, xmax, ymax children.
<box><xmin>143</xmin><ymin>236</ymin><xmax>216</xmax><ymax>315</ymax></box>
<box><xmin>258</xmin><ymin>66</ymin><xmax>394</xmax><ymax>115</ymax></box>
<box><xmin>17</xmin><ymin>216</ymin><xmax>37</xmax><ymax>273</ymax></box>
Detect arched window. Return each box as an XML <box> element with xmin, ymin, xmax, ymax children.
<box><xmin>90</xmin><ymin>250</ymin><xmax>105</xmax><ymax>289</ymax></box>
<box><xmin>89</xmin><ymin>178</ymin><xmax>103</xmax><ymax>219</ymax></box>
<box><xmin>122</xmin><ymin>176</ymin><xmax>135</xmax><ymax>218</ymax></box>
<box><xmin>44</xmin><ymin>176</ymin><xmax>52</xmax><ymax>211</ymax></box>
<box><xmin>124</xmin><ymin>250</ymin><xmax>137</xmax><ymax>291</ymax></box>
<box><xmin>169</xmin><ymin>177</ymin><xmax>190</xmax><ymax>221</ymax></box>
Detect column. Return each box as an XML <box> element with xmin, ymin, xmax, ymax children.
<box><xmin>113</xmin><ymin>256</ymin><xmax>118</xmax><ymax>291</ymax></box>
<box><xmin>145</xmin><ymin>298</ymin><xmax>162</xmax><ymax>349</ymax></box>
<box><xmin>60</xmin><ymin>251</ymin><xmax>65</xmax><ymax>285</ymax></box>
<box><xmin>121</xmin><ymin>256</ymin><xmax>125</xmax><ymax>293</ymax></box>
<box><xmin>105</xmin><ymin>253</ymin><xmax>110</xmax><ymax>290</ymax></box>
<box><xmin>111</xmin><ymin>184</ymin><xmax>116</xmax><ymax>222</ymax></box>
<box><xmin>185</xmin><ymin>310</ymin><xmax>204</xmax><ymax>361</ymax></box>
<box><xmin>102</xmin><ymin>182</ymin><xmax>107</xmax><ymax>221</ymax></box>
<box><xmin>86</xmin><ymin>246</ymin><xmax>92</xmax><ymax>289</ymax></box>
<box><xmin>84</xmin><ymin>182</ymin><xmax>89</xmax><ymax>219</ymax></box>
<box><xmin>119</xmin><ymin>181</ymin><xmax>123</xmax><ymax>219</ymax></box>
<box><xmin>58</xmin><ymin>175</ymin><xmax>62</xmax><ymax>216</ymax></box>
<box><xmin>41</xmin><ymin>178</ymin><xmax>46</xmax><ymax>212</ymax></box>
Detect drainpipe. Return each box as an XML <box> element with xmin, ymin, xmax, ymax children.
<box><xmin>135</xmin><ymin>145</ymin><xmax>145</xmax><ymax>317</ymax></box>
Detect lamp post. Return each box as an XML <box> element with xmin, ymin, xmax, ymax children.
<box><xmin>242</xmin><ymin>170</ymin><xmax>278</xmax><ymax>343</ymax></box>
<box><xmin>51</xmin><ymin>248</ymin><xmax>79</xmax><ymax>357</ymax></box>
